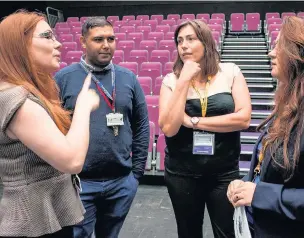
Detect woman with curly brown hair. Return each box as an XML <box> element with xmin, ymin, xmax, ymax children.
<box><xmin>227</xmin><ymin>16</ymin><xmax>304</xmax><ymax>238</ymax></box>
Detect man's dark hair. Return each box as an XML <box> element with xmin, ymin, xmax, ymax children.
<box><xmin>81</xmin><ymin>17</ymin><xmax>113</xmax><ymax>36</ymax></box>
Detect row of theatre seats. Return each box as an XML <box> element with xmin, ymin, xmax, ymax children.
<box><xmin>54</xmin><ymin>11</ymin><xmax>299</xmax><ymax>175</ymax></box>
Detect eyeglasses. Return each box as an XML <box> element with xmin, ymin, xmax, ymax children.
<box><xmin>33</xmin><ymin>31</ymin><xmax>57</xmax><ymax>41</ymax></box>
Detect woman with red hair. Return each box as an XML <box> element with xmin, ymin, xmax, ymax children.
<box><xmin>0</xmin><ymin>10</ymin><xmax>99</xmax><ymax>237</ymax></box>
<box><xmin>227</xmin><ymin>16</ymin><xmax>304</xmax><ymax>238</ymax></box>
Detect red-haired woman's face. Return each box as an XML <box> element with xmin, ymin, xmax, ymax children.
<box><xmin>30</xmin><ymin>20</ymin><xmax>62</xmax><ymax>73</ymax></box>
<box><xmin>268</xmin><ymin>33</ymin><xmax>282</xmax><ymax>80</ymax></box>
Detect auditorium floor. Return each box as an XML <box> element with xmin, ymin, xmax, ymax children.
<box><xmin>0</xmin><ymin>180</ymin><xmax>215</xmax><ymax>238</ymax></box>
<box><xmin>120</xmin><ymin>183</ymin><xmax>214</xmax><ymax>238</ymax></box>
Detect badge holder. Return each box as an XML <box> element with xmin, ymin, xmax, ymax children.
<box><xmin>192</xmin><ymin>131</ymin><xmax>215</xmax><ymax>155</ymax></box>
<box><xmin>106</xmin><ymin>113</ymin><xmax>124</xmax><ymax>136</ymax></box>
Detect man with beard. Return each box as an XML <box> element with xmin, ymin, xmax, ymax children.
<box><xmin>55</xmin><ymin>17</ymin><xmax>149</xmax><ymax>238</ymax></box>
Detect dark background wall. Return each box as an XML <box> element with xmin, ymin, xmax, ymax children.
<box><xmin>0</xmin><ymin>1</ymin><xmax>303</xmax><ymax>21</ymax></box>
<box><xmin>45</xmin><ymin>1</ymin><xmax>303</xmax><ymax>21</ymax></box>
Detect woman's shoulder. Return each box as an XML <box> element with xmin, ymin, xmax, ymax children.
<box><xmin>162</xmin><ymin>72</ymin><xmax>178</xmax><ymax>90</ymax></box>
<box><xmin>218</xmin><ymin>62</ymin><xmax>239</xmax><ymax>71</ymax></box>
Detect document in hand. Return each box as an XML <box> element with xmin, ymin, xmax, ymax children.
<box><xmin>234</xmin><ymin>206</ymin><xmax>252</xmax><ymax>238</ymax></box>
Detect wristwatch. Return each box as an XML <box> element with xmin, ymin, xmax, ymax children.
<box><xmin>190</xmin><ymin>117</ymin><xmax>200</xmax><ymax>125</ymax></box>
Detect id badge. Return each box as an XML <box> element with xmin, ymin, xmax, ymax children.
<box><xmin>106</xmin><ymin>113</ymin><xmax>124</xmax><ymax>126</ymax></box>
<box><xmin>193</xmin><ymin>131</ymin><xmax>215</xmax><ymax>155</ymax></box>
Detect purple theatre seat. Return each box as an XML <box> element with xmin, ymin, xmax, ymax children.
<box><xmin>145</xmin><ymin>95</ymin><xmax>160</xmax><ymax>106</ymax></box>
<box><xmin>65</xmin><ymin>51</ymin><xmax>83</xmax><ymax>65</ymax></box>
<box><xmin>136</xmin><ymin>26</ymin><xmax>152</xmax><ymax>40</ymax></box>
<box><xmin>167</xmin><ymin>14</ymin><xmax>180</xmax><ymax>21</ymax></box>
<box><xmin>150</xmin><ymin>15</ymin><xmax>164</xmax><ymax>24</ymax></box>
<box><xmin>150</xmin><ymin>50</ymin><xmax>171</xmax><ymax>66</ymax></box>
<box><xmin>139</xmin><ymin>40</ymin><xmax>158</xmax><ymax>56</ymax></box>
<box><xmin>61</xmin><ymin>42</ymin><xmax>77</xmax><ymax>61</ymax></box>
<box><xmin>136</xmin><ymin>15</ymin><xmax>149</xmax><ymax>22</ymax></box>
<box><xmin>171</xmin><ymin>25</ymin><xmax>178</xmax><ymax>32</ymax></box>
<box><xmin>177</xmin><ymin>19</ymin><xmax>187</xmax><ymax>25</ymax></box>
<box><xmin>113</xmin><ymin>27</ymin><xmax>119</xmax><ymax>33</ymax></box>
<box><xmin>107</xmin><ymin>16</ymin><xmax>119</xmax><ymax>24</ymax></box>
<box><xmin>161</xmin><ymin>19</ymin><xmax>176</xmax><ymax>26</ymax></box>
<box><xmin>158</xmin><ymin>40</ymin><xmax>175</xmax><ymax>53</ymax></box>
<box><xmin>154</xmin><ymin>76</ymin><xmax>164</xmax><ymax>94</ymax></box>
<box><xmin>163</xmin><ymin>62</ymin><xmax>174</xmax><ymax>76</ymax></box>
<box><xmin>56</xmin><ymin>28</ymin><xmax>70</xmax><ymax>35</ymax></box>
<box><xmin>267</xmin><ymin>24</ymin><xmax>282</xmax><ymax>37</ymax></box>
<box><xmin>155</xmin><ymin>76</ymin><xmax>163</xmax><ymax>86</ymax></box>
<box><xmin>69</xmin><ymin>22</ymin><xmax>82</xmax><ymax>29</ymax></box>
<box><xmin>281</xmin><ymin>12</ymin><xmax>296</xmax><ymax>19</ymax></box>
<box><xmin>148</xmin><ymin>32</ymin><xmax>165</xmax><ymax>43</ymax></box>
<box><xmin>122</xmin><ymin>15</ymin><xmax>135</xmax><ymax>22</ymax></box>
<box><xmin>165</xmin><ymin>32</ymin><xmax>174</xmax><ymax>41</ymax></box>
<box><xmin>67</xmin><ymin>17</ymin><xmax>79</xmax><ymax>23</ymax></box>
<box><xmin>209</xmin><ymin>19</ymin><xmax>224</xmax><ymax>28</ymax></box>
<box><xmin>196</xmin><ymin>13</ymin><xmax>210</xmax><ymax>23</ymax></box>
<box><xmin>269</xmin><ymin>31</ymin><xmax>279</xmax><ymax>50</ymax></box>
<box><xmin>138</xmin><ymin>76</ymin><xmax>152</xmax><ymax>94</ymax></box>
<box><xmin>196</xmin><ymin>18</ymin><xmax>207</xmax><ymax>24</ymax></box>
<box><xmin>55</xmin><ymin>22</ymin><xmax>69</xmax><ymax>30</ymax></box>
<box><xmin>114</xmin><ymin>20</ymin><xmax>128</xmax><ymax>28</ymax></box>
<box><xmin>211</xmin><ymin>31</ymin><xmax>221</xmax><ymax>50</ymax></box>
<box><xmin>128</xmin><ymin>50</ymin><xmax>149</xmax><ymax>66</ymax></box>
<box><xmin>146</xmin><ymin>121</ymin><xmax>156</xmax><ymax>170</ymax></box>
<box><xmin>120</xmin><ymin>26</ymin><xmax>135</xmax><ymax>34</ymax></box>
<box><xmin>128</xmin><ymin>20</ymin><xmax>142</xmax><ymax>28</ymax></box>
<box><xmin>146</xmin><ymin>95</ymin><xmax>160</xmax><ymax>133</ymax></box>
<box><xmin>181</xmin><ymin>14</ymin><xmax>195</xmax><ymax>20</ymax></box>
<box><xmin>140</xmin><ymin>62</ymin><xmax>162</xmax><ymax>83</ymax></box>
<box><xmin>58</xmin><ymin>34</ymin><xmax>74</xmax><ymax>43</ymax></box>
<box><xmin>266</xmin><ymin>18</ymin><xmax>282</xmax><ymax>29</ymax></box>
<box><xmin>156</xmin><ymin>134</ymin><xmax>166</xmax><ymax>170</ymax></box>
<box><xmin>74</xmin><ymin>34</ymin><xmax>82</xmax><ymax>51</ymax></box>
<box><xmin>246</xmin><ymin>13</ymin><xmax>261</xmax><ymax>32</ymax></box>
<box><xmin>114</xmin><ymin>33</ymin><xmax>127</xmax><ymax>45</ymax></box>
<box><xmin>140</xmin><ymin>84</ymin><xmax>151</xmax><ymax>96</ymax></box>
<box><xmin>147</xmin><ymin>105</ymin><xmax>160</xmax><ymax>135</ymax></box>
<box><xmin>265</xmin><ymin>12</ymin><xmax>280</xmax><ymax>21</ymax></box>
<box><xmin>297</xmin><ymin>12</ymin><xmax>304</xmax><ymax>19</ymax></box>
<box><xmin>208</xmin><ymin>24</ymin><xmax>223</xmax><ymax>36</ymax></box>
<box><xmin>118</xmin><ymin>62</ymin><xmax>138</xmax><ymax>75</ymax></box>
<box><xmin>266</xmin><ymin>18</ymin><xmax>282</xmax><ymax>33</ymax></box>
<box><xmin>80</xmin><ymin>17</ymin><xmax>89</xmax><ymax>24</ymax></box>
<box><xmin>71</xmin><ymin>27</ymin><xmax>82</xmax><ymax>35</ymax></box>
<box><xmin>126</xmin><ymin>32</ymin><xmax>144</xmax><ymax>49</ymax></box>
<box><xmin>211</xmin><ymin>13</ymin><xmax>225</xmax><ymax>21</ymax></box>
<box><xmin>117</xmin><ymin>40</ymin><xmax>135</xmax><ymax>59</ymax></box>
<box><xmin>155</xmin><ymin>25</ymin><xmax>171</xmax><ymax>35</ymax></box>
<box><xmin>229</xmin><ymin>13</ymin><xmax>245</xmax><ymax>33</ymax></box>
<box><xmin>143</xmin><ymin>20</ymin><xmax>158</xmax><ymax>31</ymax></box>
<box><xmin>154</xmin><ymin>84</ymin><xmax>161</xmax><ymax>95</ymax></box>
<box><xmin>112</xmin><ymin>50</ymin><xmax>124</xmax><ymax>64</ymax></box>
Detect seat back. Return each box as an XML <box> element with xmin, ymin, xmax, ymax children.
<box><xmin>118</xmin><ymin>62</ymin><xmax>138</xmax><ymax>75</ymax></box>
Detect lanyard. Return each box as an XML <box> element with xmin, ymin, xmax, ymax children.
<box><xmin>80</xmin><ymin>62</ymin><xmax>116</xmax><ymax>113</ymax></box>
<box><xmin>254</xmin><ymin>140</ymin><xmax>270</xmax><ymax>175</ymax></box>
<box><xmin>191</xmin><ymin>75</ymin><xmax>212</xmax><ymax>117</ymax></box>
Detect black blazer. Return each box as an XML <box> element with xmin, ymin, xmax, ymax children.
<box><xmin>244</xmin><ymin>122</ymin><xmax>304</xmax><ymax>238</ymax></box>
